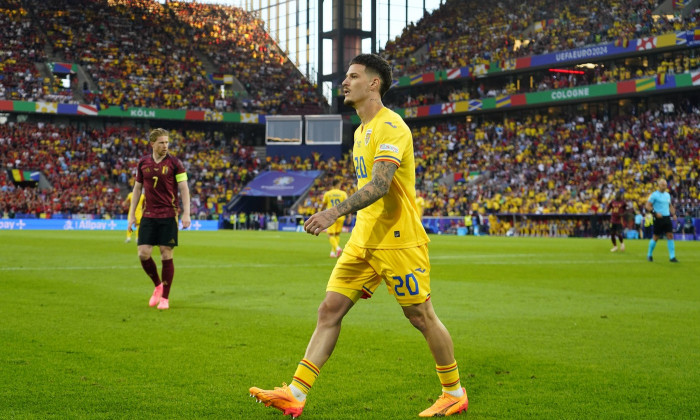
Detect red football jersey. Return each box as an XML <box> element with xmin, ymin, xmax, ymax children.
<box><xmin>608</xmin><ymin>200</ymin><xmax>627</xmax><ymax>224</ymax></box>
<box><xmin>136</xmin><ymin>154</ymin><xmax>187</xmax><ymax>218</ymax></box>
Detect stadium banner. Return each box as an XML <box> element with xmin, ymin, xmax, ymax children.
<box><xmin>336</xmin><ymin>28</ymin><xmax>700</xmax><ymax>94</ymax></box>
<box><xmin>239</xmin><ymin>170</ymin><xmax>322</xmax><ymax>197</ymax></box>
<box><xmin>526</xmin><ymin>83</ymin><xmax>617</xmax><ymax>105</ymax></box>
<box><xmin>358</xmin><ymin>72</ymin><xmax>700</xmax><ymax>123</ymax></box>
<box><xmin>4</xmin><ymin>101</ymin><xmax>263</xmax><ymax>125</ymax></box>
<box><xmin>0</xmin><ymin>219</ymin><xmax>218</xmax><ymax>231</ymax></box>
<box><xmin>531</xmin><ymin>43</ymin><xmax>634</xmax><ymax>67</ymax></box>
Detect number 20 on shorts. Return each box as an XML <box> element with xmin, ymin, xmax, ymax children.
<box><xmin>393</xmin><ymin>273</ymin><xmax>419</xmax><ymax>296</ymax></box>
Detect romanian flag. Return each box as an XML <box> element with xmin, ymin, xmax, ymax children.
<box><xmin>694</xmin><ymin>28</ymin><xmax>700</xmax><ymax>41</ymax></box>
<box><xmin>210</xmin><ymin>74</ymin><xmax>224</xmax><ymax>85</ymax></box>
<box><xmin>657</xmin><ymin>73</ymin><xmax>666</xmax><ymax>86</ymax></box>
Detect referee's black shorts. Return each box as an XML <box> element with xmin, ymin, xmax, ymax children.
<box><xmin>138</xmin><ymin>217</ymin><xmax>179</xmax><ymax>247</ymax></box>
<box><xmin>653</xmin><ymin>215</ymin><xmax>673</xmax><ymax>236</ymax></box>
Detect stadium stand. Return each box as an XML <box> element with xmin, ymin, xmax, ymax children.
<box><xmin>162</xmin><ymin>1</ymin><xmax>326</xmax><ymax>114</ymax></box>
<box><xmin>1</xmin><ymin>0</ymin><xmax>699</xmax><ymax>238</ymax></box>
<box><xmin>381</xmin><ymin>0</ymin><xmax>700</xmax><ymax>75</ymax></box>
<box><xmin>26</xmin><ymin>0</ymin><xmax>327</xmax><ymax>114</ymax></box>
<box><xmin>0</xmin><ymin>0</ymin><xmax>53</xmax><ymax>103</ymax></box>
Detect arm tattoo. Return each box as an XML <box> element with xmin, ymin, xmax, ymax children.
<box><xmin>335</xmin><ymin>161</ymin><xmax>397</xmax><ymax>216</ymax></box>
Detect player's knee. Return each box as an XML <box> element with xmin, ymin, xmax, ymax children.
<box><xmin>137</xmin><ymin>250</ymin><xmax>150</xmax><ymax>260</ymax></box>
<box><xmin>405</xmin><ymin>311</ymin><xmax>430</xmax><ymax>332</ymax></box>
<box><xmin>317</xmin><ymin>299</ymin><xmax>345</xmax><ymax>325</ymax></box>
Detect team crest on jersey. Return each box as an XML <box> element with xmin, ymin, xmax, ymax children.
<box><xmin>162</xmin><ymin>166</ymin><xmax>168</xmax><ymax>175</ymax></box>
<box><xmin>364</xmin><ymin>129</ymin><xmax>372</xmax><ymax>146</ymax></box>
<box><xmin>145</xmin><ymin>167</ymin><xmax>151</xmax><ymax>173</ymax></box>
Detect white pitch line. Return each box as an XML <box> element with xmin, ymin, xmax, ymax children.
<box><xmin>0</xmin><ymin>263</ymin><xmax>322</xmax><ymax>271</ymax></box>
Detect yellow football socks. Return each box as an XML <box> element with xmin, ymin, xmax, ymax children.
<box><xmin>436</xmin><ymin>361</ymin><xmax>462</xmax><ymax>393</ymax></box>
<box><xmin>291</xmin><ymin>358</ymin><xmax>320</xmax><ymax>399</ymax></box>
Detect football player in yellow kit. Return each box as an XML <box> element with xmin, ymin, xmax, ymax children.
<box><xmin>322</xmin><ymin>179</ymin><xmax>348</xmax><ymax>257</ymax></box>
<box><xmin>250</xmin><ymin>54</ymin><xmax>468</xmax><ymax>418</ymax></box>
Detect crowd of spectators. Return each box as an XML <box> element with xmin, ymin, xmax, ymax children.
<box><xmin>5</xmin><ymin>0</ymin><xmax>699</xmax><ymax>116</ymax></box>
<box><xmin>34</xmin><ymin>0</ymin><xmax>218</xmax><ymax>110</ymax></box>
<box><xmin>0</xmin><ymin>1</ymin><xmax>52</xmax><ymax>102</ymax></box>
<box><xmin>0</xmin><ymin>122</ymin><xmax>131</xmax><ymax>216</ymax></box>
<box><xmin>0</xmin><ymin>122</ymin><xmax>332</xmax><ymax>220</ymax></box>
<box><xmin>163</xmin><ymin>1</ymin><xmax>326</xmax><ymax>115</ymax></box>
<box><xmin>1</xmin><ymin>106</ymin><xmax>699</xmax><ymax>235</ymax></box>
<box><xmin>18</xmin><ymin>0</ymin><xmax>326</xmax><ymax>115</ymax></box>
<box><xmin>381</xmin><ymin>0</ymin><xmax>700</xmax><ymax>77</ymax></box>
<box><xmin>386</xmin><ymin>52</ymin><xmax>700</xmax><ymax>109</ymax></box>
<box><xmin>296</xmin><ymin>108</ymin><xmax>700</xmax><ymax>225</ymax></box>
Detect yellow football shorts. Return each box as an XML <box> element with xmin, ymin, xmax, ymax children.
<box><xmin>326</xmin><ymin>216</ymin><xmax>345</xmax><ymax>235</ymax></box>
<box><xmin>327</xmin><ymin>242</ymin><xmax>431</xmax><ymax>306</ymax></box>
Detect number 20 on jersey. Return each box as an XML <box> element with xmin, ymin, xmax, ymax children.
<box><xmin>354</xmin><ymin>156</ymin><xmax>368</xmax><ymax>179</ymax></box>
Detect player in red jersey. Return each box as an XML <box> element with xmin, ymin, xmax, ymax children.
<box><xmin>128</xmin><ymin>128</ymin><xmax>191</xmax><ymax>310</ymax></box>
<box><xmin>604</xmin><ymin>191</ymin><xmax>627</xmax><ymax>252</ymax></box>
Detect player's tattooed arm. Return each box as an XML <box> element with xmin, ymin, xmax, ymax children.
<box><xmin>335</xmin><ymin>161</ymin><xmax>397</xmax><ymax>217</ymax></box>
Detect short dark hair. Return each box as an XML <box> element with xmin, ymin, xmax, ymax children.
<box><xmin>349</xmin><ymin>54</ymin><xmax>393</xmax><ymax>97</ymax></box>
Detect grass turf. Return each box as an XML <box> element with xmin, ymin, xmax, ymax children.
<box><xmin>0</xmin><ymin>230</ymin><xmax>698</xmax><ymax>419</ymax></box>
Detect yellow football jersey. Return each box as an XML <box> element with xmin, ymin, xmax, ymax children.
<box><xmin>347</xmin><ymin>107</ymin><xmax>429</xmax><ymax>249</ymax></box>
<box><xmin>323</xmin><ymin>188</ymin><xmax>347</xmax><ymax>210</ymax></box>
<box><xmin>127</xmin><ymin>191</ymin><xmax>145</xmax><ymax>218</ymax></box>
<box><xmin>415</xmin><ymin>195</ymin><xmax>426</xmax><ymax>218</ymax></box>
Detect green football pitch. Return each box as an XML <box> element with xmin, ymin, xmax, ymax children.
<box><xmin>1</xmin><ymin>230</ymin><xmax>698</xmax><ymax>419</ymax></box>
